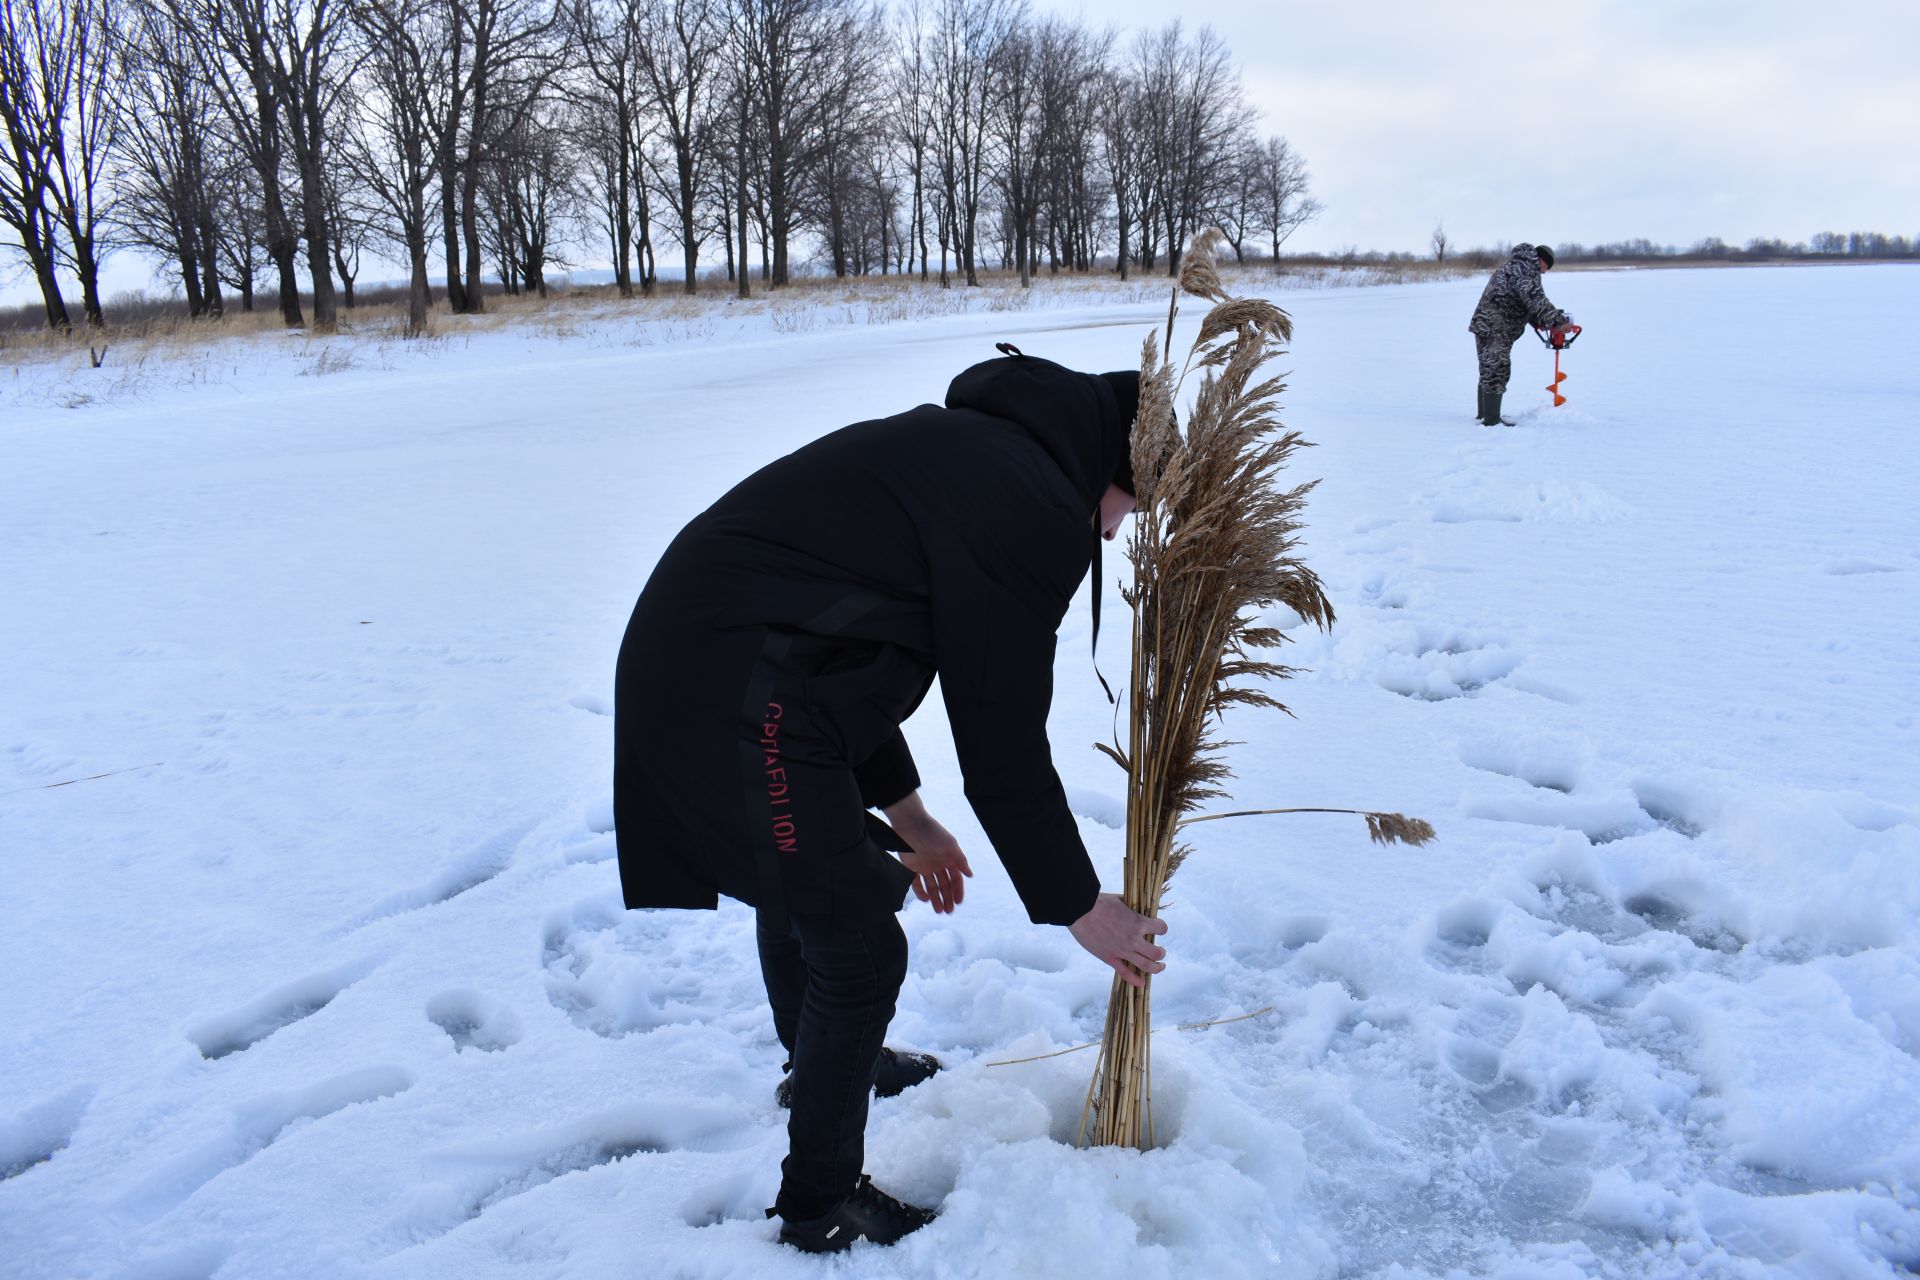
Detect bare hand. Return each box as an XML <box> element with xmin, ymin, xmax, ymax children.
<box><xmin>884</xmin><ymin>793</ymin><xmax>973</xmax><ymax>914</ymax></box>
<box><xmin>1068</xmin><ymin>892</ymin><xmax>1168</xmax><ymax>990</ymax></box>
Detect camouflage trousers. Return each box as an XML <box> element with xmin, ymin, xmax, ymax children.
<box><xmin>1474</xmin><ymin>331</ymin><xmax>1514</xmax><ymax>396</ymax></box>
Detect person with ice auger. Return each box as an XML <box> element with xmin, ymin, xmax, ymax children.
<box><xmin>1469</xmin><ymin>242</ymin><xmax>1573</xmax><ymax>425</ymax></box>
<box><xmin>612</xmin><ymin>348</ymin><xmax>1169</xmax><ymax>1253</ymax></box>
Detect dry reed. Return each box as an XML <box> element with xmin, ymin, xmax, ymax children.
<box><xmin>1081</xmin><ymin>228</ymin><xmax>1433</xmax><ymax>1150</ymax></box>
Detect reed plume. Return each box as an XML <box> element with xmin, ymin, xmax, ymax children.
<box><xmin>1082</xmin><ymin>229</ymin><xmax>1432</xmax><ymax>1150</ymax></box>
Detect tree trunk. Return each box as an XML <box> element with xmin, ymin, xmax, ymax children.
<box><xmin>736</xmin><ymin>96</ymin><xmax>750</xmax><ymax>301</ymax></box>
<box><xmin>460</xmin><ymin>155</ymin><xmax>485</xmax><ymax>313</ymax></box>
<box><xmin>306</xmin><ymin>230</ymin><xmax>338</xmax><ymax>330</ymax></box>
<box><xmin>200</xmin><ymin>213</ymin><xmax>225</xmax><ymax>318</ymax></box>
<box><xmin>271</xmin><ymin>243</ymin><xmax>304</xmax><ymax>326</ymax></box>
<box><xmin>24</xmin><ymin>223</ymin><xmax>72</xmax><ymax>331</ymax></box>
<box><xmin>440</xmin><ymin>169</ymin><xmax>466</xmax><ymax>312</ymax></box>
<box><xmin>72</xmin><ymin>233</ymin><xmax>105</xmax><ymax>327</ymax></box>
<box><xmin>179</xmin><ymin>247</ymin><xmax>205</xmax><ymax>317</ymax></box>
<box><xmin>406</xmin><ymin>227</ymin><xmax>430</xmax><ymax>337</ymax></box>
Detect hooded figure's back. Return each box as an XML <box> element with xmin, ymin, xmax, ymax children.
<box><xmin>615</xmin><ymin>354</ymin><xmax>1127</xmax><ymax>927</ymax></box>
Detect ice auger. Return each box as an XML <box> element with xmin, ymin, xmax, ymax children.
<box><xmin>1534</xmin><ymin>321</ymin><xmax>1582</xmax><ymax>406</ymax></box>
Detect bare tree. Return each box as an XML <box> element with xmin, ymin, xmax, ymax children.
<box><xmin>481</xmin><ymin>92</ymin><xmax>571</xmax><ymax>295</ymax></box>
<box><xmin>569</xmin><ymin>0</ymin><xmax>645</xmax><ymax>296</ymax></box>
<box><xmin>1</xmin><ymin>0</ymin><xmax>119</xmax><ymax>327</ymax></box>
<box><xmin>1214</xmin><ymin>135</ymin><xmax>1263</xmax><ymax>263</ymax></box>
<box><xmin>345</xmin><ymin>0</ymin><xmax>450</xmax><ymax>333</ymax></box>
<box><xmin>431</xmin><ymin>0</ymin><xmax>562</xmax><ymax>314</ymax></box>
<box><xmin>114</xmin><ymin>0</ymin><xmax>229</xmax><ymax>316</ymax></box>
<box><xmin>211</xmin><ymin>158</ymin><xmax>270</xmax><ymax>309</ymax></box>
<box><xmin>1095</xmin><ymin>63</ymin><xmax>1138</xmax><ymax>281</ymax></box>
<box><xmin>634</xmin><ymin>0</ymin><xmax>723</xmax><ymax>293</ymax></box>
<box><xmin>1031</xmin><ymin>18</ymin><xmax>1104</xmax><ymax>274</ymax></box>
<box><xmin>1430</xmin><ymin>221</ymin><xmax>1447</xmax><ymax>263</ymax></box>
<box><xmin>161</xmin><ymin>0</ymin><xmax>309</xmax><ymax>325</ymax></box>
<box><xmin>987</xmin><ymin>14</ymin><xmax>1037</xmax><ymax>285</ymax></box>
<box><xmin>929</xmin><ymin>0</ymin><xmax>1016</xmax><ymax>287</ymax></box>
<box><xmin>1135</xmin><ymin>22</ymin><xmax>1248</xmax><ymax>277</ymax></box>
<box><xmin>264</xmin><ymin>0</ymin><xmax>353</xmax><ymax>330</ymax></box>
<box><xmin>733</xmin><ymin>0</ymin><xmax>870</xmax><ymax>287</ymax></box>
<box><xmin>1249</xmin><ymin>133</ymin><xmax>1319</xmax><ymax>262</ymax></box>
<box><xmin>802</xmin><ymin>3</ymin><xmax>882</xmax><ymax>278</ymax></box>
<box><xmin>888</xmin><ymin>0</ymin><xmax>935</xmax><ymax>280</ymax></box>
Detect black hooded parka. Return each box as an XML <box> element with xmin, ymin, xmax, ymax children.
<box><xmin>613</xmin><ymin>352</ymin><xmax>1128</xmax><ymax>928</ymax></box>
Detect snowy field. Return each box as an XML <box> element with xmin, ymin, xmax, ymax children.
<box><xmin>4</xmin><ymin>263</ymin><xmax>1917</xmax><ymax>1279</ymax></box>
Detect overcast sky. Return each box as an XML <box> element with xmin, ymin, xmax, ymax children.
<box><xmin>5</xmin><ymin>0</ymin><xmax>1915</xmax><ymax>307</ymax></box>
<box><xmin>1040</xmin><ymin>0</ymin><xmax>1920</xmax><ymax>255</ymax></box>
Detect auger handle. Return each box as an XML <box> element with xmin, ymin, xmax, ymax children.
<box><xmin>1536</xmin><ymin>322</ymin><xmax>1583</xmax><ymax>350</ymax></box>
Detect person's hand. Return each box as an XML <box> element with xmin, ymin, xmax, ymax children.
<box><xmin>885</xmin><ymin>793</ymin><xmax>972</xmax><ymax>914</ymax></box>
<box><xmin>1068</xmin><ymin>892</ymin><xmax>1168</xmax><ymax>989</ymax></box>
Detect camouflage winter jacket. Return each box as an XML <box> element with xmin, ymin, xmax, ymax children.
<box><xmin>1468</xmin><ymin>244</ymin><xmax>1567</xmax><ymax>341</ymax></box>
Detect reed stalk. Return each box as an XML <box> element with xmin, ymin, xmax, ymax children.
<box><xmin>1080</xmin><ymin>229</ymin><xmax>1431</xmax><ymax>1150</ymax></box>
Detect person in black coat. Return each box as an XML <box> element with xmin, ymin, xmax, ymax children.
<box><xmin>612</xmin><ymin>348</ymin><xmax>1169</xmax><ymax>1252</ymax></box>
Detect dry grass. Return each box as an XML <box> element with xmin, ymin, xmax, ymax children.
<box><xmin>1081</xmin><ymin>229</ymin><xmax>1433</xmax><ymax>1151</ymax></box>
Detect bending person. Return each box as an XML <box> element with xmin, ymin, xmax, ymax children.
<box><xmin>1468</xmin><ymin>241</ymin><xmax>1571</xmax><ymax>425</ymax></box>
<box><xmin>612</xmin><ymin>348</ymin><xmax>1169</xmax><ymax>1253</ymax></box>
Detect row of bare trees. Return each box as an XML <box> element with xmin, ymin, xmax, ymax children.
<box><xmin>1</xmin><ymin>0</ymin><xmax>1323</xmax><ymax>335</ymax></box>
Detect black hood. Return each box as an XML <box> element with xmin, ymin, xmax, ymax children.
<box><xmin>945</xmin><ymin>353</ymin><xmax>1129</xmax><ymax>514</ymax></box>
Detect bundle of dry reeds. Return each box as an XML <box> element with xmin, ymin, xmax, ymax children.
<box><xmin>1082</xmin><ymin>228</ymin><xmax>1433</xmax><ymax>1150</ymax></box>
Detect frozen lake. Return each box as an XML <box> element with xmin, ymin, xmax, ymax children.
<box><xmin>4</xmin><ymin>263</ymin><xmax>1917</xmax><ymax>1278</ymax></box>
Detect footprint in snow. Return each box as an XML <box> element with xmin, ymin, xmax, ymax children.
<box><xmin>1465</xmin><ymin>776</ymin><xmax>1714</xmax><ymax>848</ymax></box>
<box><xmin>337</xmin><ymin>822</ymin><xmax>533</xmax><ymax>933</ymax></box>
<box><xmin>121</xmin><ymin>1067</ymin><xmax>412</xmax><ymax>1221</ymax></box>
<box><xmin>186</xmin><ymin>959</ymin><xmax>378</xmax><ymax>1060</ymax></box>
<box><xmin>112</xmin><ymin>1239</ymin><xmax>232</xmax><ymax>1280</ymax></box>
<box><xmin>1457</xmin><ymin>737</ymin><xmax>1586</xmax><ymax>794</ymax></box>
<box><xmin>540</xmin><ymin>896</ymin><xmax>760</xmax><ymax>1039</ymax></box>
<box><xmin>1372</xmin><ymin>622</ymin><xmax>1520</xmax><ymax>701</ymax></box>
<box><xmin>0</xmin><ymin>1086</ymin><xmax>94</xmax><ymax>1182</ymax></box>
<box><xmin>392</xmin><ymin>1104</ymin><xmax>750</xmax><ymax>1249</ymax></box>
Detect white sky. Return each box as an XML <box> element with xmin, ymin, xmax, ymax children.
<box><xmin>5</xmin><ymin>0</ymin><xmax>1916</xmax><ymax>308</ymax></box>
<box><xmin>1045</xmin><ymin>0</ymin><xmax>1920</xmax><ymax>255</ymax></box>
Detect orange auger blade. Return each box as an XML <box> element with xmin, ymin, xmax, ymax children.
<box><xmin>1547</xmin><ymin>350</ymin><xmax>1568</xmax><ymax>406</ymax></box>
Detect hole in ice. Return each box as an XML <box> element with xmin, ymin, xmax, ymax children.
<box><xmin>1277</xmin><ymin>915</ymin><xmax>1330</xmax><ymax>949</ymax></box>
<box><xmin>1474</xmin><ymin>1078</ymin><xmax>1537</xmax><ymax>1114</ymax></box>
<box><xmin>1495</xmin><ymin>1165</ymin><xmax>1591</xmax><ymax>1223</ymax></box>
<box><xmin>1631</xmin><ymin>786</ymin><xmax>1706</xmax><ymax>838</ymax></box>
<box><xmin>1433</xmin><ymin>899</ymin><xmax>1497</xmax><ymax>949</ymax></box>
<box><xmin>426</xmin><ymin>990</ymin><xmax>521</xmax><ymax>1053</ymax></box>
<box><xmin>1621</xmin><ymin>893</ymin><xmax>1686</xmax><ymax>932</ymax></box>
<box><xmin>1445</xmin><ymin>1037</ymin><xmax>1501</xmax><ymax>1086</ymax></box>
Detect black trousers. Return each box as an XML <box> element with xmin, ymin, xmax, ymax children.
<box><xmin>757</xmin><ymin>907</ymin><xmax>909</xmax><ymax>1219</ymax></box>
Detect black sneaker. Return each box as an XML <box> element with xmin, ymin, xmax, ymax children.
<box><xmin>775</xmin><ymin>1047</ymin><xmax>942</xmax><ymax>1109</ymax></box>
<box><xmin>774</xmin><ymin>1174</ymin><xmax>938</xmax><ymax>1253</ymax></box>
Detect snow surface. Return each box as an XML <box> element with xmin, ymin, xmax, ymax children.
<box><xmin>4</xmin><ymin>264</ymin><xmax>1918</xmax><ymax>1279</ymax></box>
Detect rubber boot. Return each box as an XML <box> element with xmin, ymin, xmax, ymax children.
<box><xmin>1480</xmin><ymin>388</ymin><xmax>1515</xmax><ymax>427</ymax></box>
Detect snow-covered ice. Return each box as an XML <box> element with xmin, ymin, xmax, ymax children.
<box><xmin>3</xmin><ymin>264</ymin><xmax>1917</xmax><ymax>1278</ymax></box>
